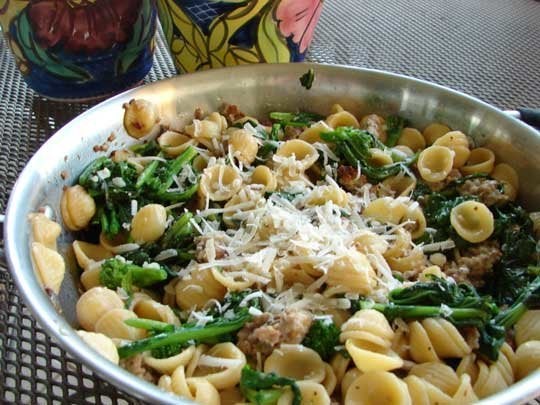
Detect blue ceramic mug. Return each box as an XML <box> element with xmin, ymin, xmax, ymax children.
<box><xmin>0</xmin><ymin>0</ymin><xmax>157</xmax><ymax>101</ymax></box>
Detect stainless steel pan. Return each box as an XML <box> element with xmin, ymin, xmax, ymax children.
<box><xmin>4</xmin><ymin>63</ymin><xmax>540</xmax><ymax>404</ymax></box>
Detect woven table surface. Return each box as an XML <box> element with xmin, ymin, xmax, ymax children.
<box><xmin>1</xmin><ymin>0</ymin><xmax>539</xmax><ymax>403</ymax></box>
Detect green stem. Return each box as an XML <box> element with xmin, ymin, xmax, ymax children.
<box><xmin>157</xmin><ymin>146</ymin><xmax>198</xmax><ymax>193</ymax></box>
<box><xmin>118</xmin><ymin>313</ymin><xmax>250</xmax><ymax>358</ymax></box>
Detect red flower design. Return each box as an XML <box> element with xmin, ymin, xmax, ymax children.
<box><xmin>275</xmin><ymin>0</ymin><xmax>323</xmax><ymax>54</ymax></box>
<box><xmin>26</xmin><ymin>0</ymin><xmax>141</xmax><ymax>54</ymax></box>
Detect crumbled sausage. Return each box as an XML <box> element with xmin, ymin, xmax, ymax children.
<box><xmin>120</xmin><ymin>354</ymin><xmax>158</xmax><ymax>384</ymax></box>
<box><xmin>444</xmin><ymin>241</ymin><xmax>502</xmax><ymax>286</ymax></box>
<box><xmin>237</xmin><ymin>310</ymin><xmax>313</xmax><ymax>358</ymax></box>
<box><xmin>457</xmin><ymin>178</ymin><xmax>509</xmax><ymax>206</ymax></box>
<box><xmin>284</xmin><ymin>126</ymin><xmax>303</xmax><ymax>140</ymax></box>
<box><xmin>427</xmin><ymin>169</ymin><xmax>462</xmax><ymax>191</ymax></box>
<box><xmin>220</xmin><ymin>103</ymin><xmax>245</xmax><ymax>123</ymax></box>
<box><xmin>337</xmin><ymin>165</ymin><xmax>368</xmax><ymax>192</ymax></box>
<box><xmin>194</xmin><ymin>107</ymin><xmax>204</xmax><ymax>120</ymax></box>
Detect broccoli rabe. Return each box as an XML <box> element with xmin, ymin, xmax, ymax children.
<box><xmin>269</xmin><ymin>111</ymin><xmax>323</xmax><ymax>127</ymax></box>
<box><xmin>208</xmin><ymin>289</ymin><xmax>262</xmax><ymax>317</ymax></box>
<box><xmin>239</xmin><ymin>366</ymin><xmax>301</xmax><ymax>405</ymax></box>
<box><xmin>385</xmin><ymin>115</ymin><xmax>409</xmax><ymax>147</ymax></box>
<box><xmin>362</xmin><ymin>275</ymin><xmax>540</xmax><ymax>361</ymax></box>
<box><xmin>118</xmin><ymin>309</ymin><xmax>251</xmax><ymax>359</ymax></box>
<box><xmin>321</xmin><ymin>127</ymin><xmax>417</xmax><ymax>182</ymax></box>
<box><xmin>302</xmin><ymin>319</ymin><xmax>341</xmax><ymax>361</ymax></box>
<box><xmin>99</xmin><ymin>258</ymin><xmax>168</xmax><ymax>290</ymax></box>
<box><xmin>299</xmin><ymin>68</ymin><xmax>315</xmax><ymax>90</ymax></box>
<box><xmin>161</xmin><ymin>212</ymin><xmax>195</xmax><ymax>249</ymax></box>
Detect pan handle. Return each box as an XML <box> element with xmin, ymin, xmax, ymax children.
<box><xmin>505</xmin><ymin>108</ymin><xmax>540</xmax><ymax>129</ymax></box>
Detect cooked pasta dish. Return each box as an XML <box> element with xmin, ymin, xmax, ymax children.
<box><xmin>30</xmin><ymin>100</ymin><xmax>540</xmax><ymax>404</ymax></box>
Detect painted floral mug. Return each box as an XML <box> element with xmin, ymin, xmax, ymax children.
<box><xmin>0</xmin><ymin>0</ymin><xmax>157</xmax><ymax>101</ymax></box>
<box><xmin>157</xmin><ymin>0</ymin><xmax>324</xmax><ymax>73</ymax></box>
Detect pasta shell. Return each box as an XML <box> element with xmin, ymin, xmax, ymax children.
<box><xmin>61</xmin><ymin>185</ymin><xmax>96</xmax><ymax>231</ymax></box>
<box><xmin>76</xmin><ymin>287</ymin><xmax>124</xmax><ymax>331</ymax></box>
<box><xmin>123</xmin><ymin>99</ymin><xmax>159</xmax><ymax>139</ymax></box>
<box><xmin>94</xmin><ymin>308</ymin><xmax>146</xmax><ymax>340</ymax></box>
<box><xmin>130</xmin><ymin>204</ymin><xmax>167</xmax><ymax>244</ymax></box>
<box><xmin>344</xmin><ymin>371</ymin><xmax>411</xmax><ymax>405</ymax></box>
<box><xmin>450</xmin><ymin>201</ymin><xmax>494</xmax><ymax>243</ymax></box>
<box><xmin>423</xmin><ymin>123</ymin><xmax>450</xmax><ymax>145</ymax></box>
<box><xmin>29</xmin><ymin>213</ymin><xmax>61</xmax><ymax>250</ymax></box>
<box><xmin>264</xmin><ymin>344</ymin><xmax>326</xmax><ymax>383</ymax></box>
<box><xmin>77</xmin><ymin>330</ymin><xmax>119</xmax><ymax>364</ymax></box>
<box><xmin>31</xmin><ymin>242</ymin><xmax>65</xmax><ymax>294</ymax></box>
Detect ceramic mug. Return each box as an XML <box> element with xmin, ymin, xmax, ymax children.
<box><xmin>157</xmin><ymin>0</ymin><xmax>324</xmax><ymax>74</ymax></box>
<box><xmin>0</xmin><ymin>0</ymin><xmax>157</xmax><ymax>101</ymax></box>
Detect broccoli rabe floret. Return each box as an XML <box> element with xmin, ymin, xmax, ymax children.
<box><xmin>302</xmin><ymin>319</ymin><xmax>341</xmax><ymax>361</ymax></box>
<box><xmin>239</xmin><ymin>366</ymin><xmax>301</xmax><ymax>405</ymax></box>
<box><xmin>99</xmin><ymin>258</ymin><xmax>167</xmax><ymax>290</ymax></box>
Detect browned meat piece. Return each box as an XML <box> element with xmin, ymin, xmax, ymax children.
<box><xmin>359</xmin><ymin>114</ymin><xmax>387</xmax><ymax>143</ymax></box>
<box><xmin>120</xmin><ymin>354</ymin><xmax>158</xmax><ymax>384</ymax></box>
<box><xmin>237</xmin><ymin>310</ymin><xmax>313</xmax><ymax>358</ymax></box>
<box><xmin>337</xmin><ymin>165</ymin><xmax>368</xmax><ymax>192</ymax></box>
<box><xmin>194</xmin><ymin>107</ymin><xmax>204</xmax><ymax>120</ymax></box>
<box><xmin>220</xmin><ymin>103</ymin><xmax>245</xmax><ymax>123</ymax></box>
<box><xmin>444</xmin><ymin>241</ymin><xmax>502</xmax><ymax>287</ymax></box>
<box><xmin>426</xmin><ymin>169</ymin><xmax>462</xmax><ymax>192</ymax></box>
<box><xmin>284</xmin><ymin>126</ymin><xmax>303</xmax><ymax>140</ymax></box>
<box><xmin>457</xmin><ymin>178</ymin><xmax>509</xmax><ymax>206</ymax></box>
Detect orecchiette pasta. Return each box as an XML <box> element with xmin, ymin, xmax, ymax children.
<box><xmin>344</xmin><ymin>371</ymin><xmax>411</xmax><ymax>405</ymax></box>
<box><xmin>264</xmin><ymin>345</ymin><xmax>326</xmax><ymax>383</ymax></box>
<box><xmin>228</xmin><ymin>128</ymin><xmax>259</xmax><ymax>165</ymax></box>
<box><xmin>433</xmin><ymin>130</ymin><xmax>471</xmax><ymax>168</ymax></box>
<box><xmin>29</xmin><ymin>213</ymin><xmax>61</xmax><ymax>250</ymax></box>
<box><xmin>250</xmin><ymin>165</ymin><xmax>277</xmax><ymax>192</ymax></box>
<box><xmin>130</xmin><ymin>204</ymin><xmax>168</xmax><ymax>244</ymax></box>
<box><xmin>76</xmin><ymin>287</ymin><xmax>124</xmax><ymax>331</ymax></box>
<box><xmin>77</xmin><ymin>331</ymin><xmax>119</xmax><ymax>364</ymax></box>
<box><xmin>199</xmin><ymin>164</ymin><xmax>243</xmax><ymax>201</ymax></box>
<box><xmin>158</xmin><ymin>130</ymin><xmax>196</xmax><ymax>157</ymax></box>
<box><xmin>461</xmin><ymin>147</ymin><xmax>495</xmax><ymax>175</ymax></box>
<box><xmin>514</xmin><ymin>309</ymin><xmax>540</xmax><ymax>346</ymax></box>
<box><xmin>327</xmin><ymin>250</ymin><xmax>376</xmax><ymax>295</ymax></box>
<box><xmin>72</xmin><ymin>240</ymin><xmax>113</xmax><ymax>269</ymax></box>
<box><xmin>31</xmin><ymin>242</ymin><xmax>65</xmax><ymax>294</ymax></box>
<box><xmin>408</xmin><ymin>318</ymin><xmax>471</xmax><ymax>363</ymax></box>
<box><xmin>515</xmin><ymin>340</ymin><xmax>540</xmax><ymax>380</ymax></box>
<box><xmin>340</xmin><ymin>309</ymin><xmax>403</xmax><ymax>372</ymax></box>
<box><xmin>456</xmin><ymin>342</ymin><xmax>515</xmax><ymax>398</ymax></box>
<box><xmin>61</xmin><ymin>185</ymin><xmax>96</xmax><ymax>231</ymax></box>
<box><xmin>175</xmin><ymin>268</ymin><xmax>227</xmax><ymax>310</ymax></box>
<box><xmin>123</xmin><ymin>98</ymin><xmax>159</xmax><ymax>139</ymax></box>
<box><xmin>275</xmin><ymin>139</ymin><xmax>319</xmax><ymax>172</ymax></box>
<box><xmin>397</xmin><ymin>127</ymin><xmax>425</xmax><ymax>152</ymax></box>
<box><xmin>94</xmin><ymin>308</ymin><xmax>146</xmax><ymax>340</ymax></box>
<box><xmin>417</xmin><ymin>145</ymin><xmax>455</xmax><ymax>182</ymax></box>
<box><xmin>422</xmin><ymin>122</ymin><xmax>450</xmax><ymax>145</ymax></box>
<box><xmin>450</xmin><ymin>200</ymin><xmax>494</xmax><ymax>243</ymax></box>
<box><xmin>299</xmin><ymin>121</ymin><xmax>333</xmax><ymax>144</ymax></box>
<box><xmin>55</xmin><ymin>102</ymin><xmax>536</xmax><ymax>403</ymax></box>
<box><xmin>326</xmin><ymin>110</ymin><xmax>360</xmax><ymax>129</ymax></box>
<box><xmin>492</xmin><ymin>163</ymin><xmax>519</xmax><ymax>201</ymax></box>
